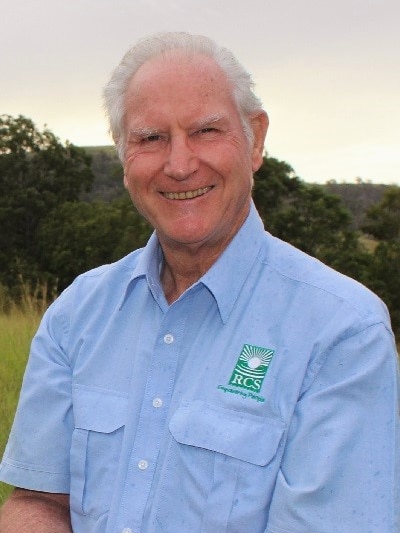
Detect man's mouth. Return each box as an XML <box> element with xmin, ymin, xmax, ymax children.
<box><xmin>162</xmin><ymin>186</ymin><xmax>212</xmax><ymax>200</ymax></box>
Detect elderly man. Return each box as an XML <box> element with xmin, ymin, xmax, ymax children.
<box><xmin>0</xmin><ymin>32</ymin><xmax>399</xmax><ymax>533</ymax></box>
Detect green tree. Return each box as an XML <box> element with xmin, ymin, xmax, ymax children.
<box><xmin>361</xmin><ymin>186</ymin><xmax>400</xmax><ymax>337</ymax></box>
<box><xmin>37</xmin><ymin>197</ymin><xmax>151</xmax><ymax>290</ymax></box>
<box><xmin>253</xmin><ymin>155</ymin><xmax>373</xmax><ymax>288</ymax></box>
<box><xmin>0</xmin><ymin>115</ymin><xmax>94</xmax><ymax>288</ymax></box>
<box><xmin>362</xmin><ymin>186</ymin><xmax>400</xmax><ymax>241</ymax></box>
<box><xmin>254</xmin><ymin>157</ymin><xmax>356</xmax><ymax>257</ymax></box>
<box><xmin>253</xmin><ymin>155</ymin><xmax>302</xmax><ymax>224</ymax></box>
<box><xmin>369</xmin><ymin>241</ymin><xmax>400</xmax><ymax>336</ymax></box>
<box><xmin>269</xmin><ymin>185</ymin><xmax>352</xmax><ymax>258</ymax></box>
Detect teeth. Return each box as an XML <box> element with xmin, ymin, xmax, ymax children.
<box><xmin>163</xmin><ymin>187</ymin><xmax>211</xmax><ymax>200</ymax></box>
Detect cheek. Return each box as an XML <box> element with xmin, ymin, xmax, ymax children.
<box><xmin>125</xmin><ymin>153</ymin><xmax>162</xmax><ymax>184</ymax></box>
<box><xmin>123</xmin><ymin>170</ymin><xmax>140</xmax><ymax>197</ymax></box>
<box><xmin>122</xmin><ymin>169</ymin><xmax>142</xmax><ymax>207</ymax></box>
<box><xmin>123</xmin><ymin>159</ymin><xmax>147</xmax><ymax>191</ymax></box>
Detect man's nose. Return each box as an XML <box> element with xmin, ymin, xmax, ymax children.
<box><xmin>163</xmin><ymin>136</ymin><xmax>199</xmax><ymax>180</ymax></box>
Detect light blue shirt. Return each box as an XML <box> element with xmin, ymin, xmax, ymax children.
<box><xmin>1</xmin><ymin>203</ymin><xmax>399</xmax><ymax>533</ymax></box>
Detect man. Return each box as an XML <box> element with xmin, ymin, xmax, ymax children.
<box><xmin>0</xmin><ymin>32</ymin><xmax>399</xmax><ymax>533</ymax></box>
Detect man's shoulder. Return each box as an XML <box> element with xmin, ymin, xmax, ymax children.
<box><xmin>75</xmin><ymin>248</ymin><xmax>144</xmax><ymax>282</ymax></box>
<box><xmin>260</xmin><ymin>233</ymin><xmax>389</xmax><ymax>324</ymax></box>
<box><xmin>54</xmin><ymin>248</ymin><xmax>145</xmax><ymax>309</ymax></box>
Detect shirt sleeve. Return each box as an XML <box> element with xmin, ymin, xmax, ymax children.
<box><xmin>0</xmin><ymin>298</ymin><xmax>73</xmax><ymax>493</ymax></box>
<box><xmin>266</xmin><ymin>321</ymin><xmax>400</xmax><ymax>533</ymax></box>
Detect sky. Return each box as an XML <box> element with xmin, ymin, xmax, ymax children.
<box><xmin>1</xmin><ymin>0</ymin><xmax>399</xmax><ymax>185</ymax></box>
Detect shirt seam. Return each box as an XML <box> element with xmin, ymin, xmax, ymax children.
<box><xmin>1</xmin><ymin>458</ymin><xmax>67</xmax><ymax>476</ymax></box>
<box><xmin>300</xmin><ymin>320</ymin><xmax>391</xmax><ymax>397</ymax></box>
<box><xmin>72</xmin><ymin>383</ymin><xmax>130</xmax><ymax>398</ymax></box>
<box><xmin>257</xmin><ymin>251</ymin><xmax>390</xmax><ymax>329</ymax></box>
<box><xmin>267</xmin><ymin>525</ymin><xmax>325</xmax><ymax>533</ymax></box>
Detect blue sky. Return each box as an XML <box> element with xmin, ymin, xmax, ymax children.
<box><xmin>1</xmin><ymin>0</ymin><xmax>399</xmax><ymax>184</ymax></box>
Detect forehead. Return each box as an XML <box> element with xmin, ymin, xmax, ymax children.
<box><xmin>125</xmin><ymin>51</ymin><xmax>237</xmax><ymax>118</ymax></box>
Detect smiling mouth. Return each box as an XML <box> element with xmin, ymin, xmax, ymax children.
<box><xmin>162</xmin><ymin>186</ymin><xmax>212</xmax><ymax>200</ymax></box>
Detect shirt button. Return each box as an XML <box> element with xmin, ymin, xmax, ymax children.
<box><xmin>152</xmin><ymin>397</ymin><xmax>163</xmax><ymax>408</ymax></box>
<box><xmin>164</xmin><ymin>333</ymin><xmax>174</xmax><ymax>344</ymax></box>
<box><xmin>138</xmin><ymin>459</ymin><xmax>148</xmax><ymax>470</ymax></box>
<box><xmin>122</xmin><ymin>529</ymin><xmax>132</xmax><ymax>533</ymax></box>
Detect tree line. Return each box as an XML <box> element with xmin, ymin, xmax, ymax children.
<box><xmin>1</xmin><ymin>114</ymin><xmax>399</xmax><ymax>338</ymax></box>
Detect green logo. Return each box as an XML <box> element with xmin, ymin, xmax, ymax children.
<box><xmin>229</xmin><ymin>344</ymin><xmax>274</xmax><ymax>393</ymax></box>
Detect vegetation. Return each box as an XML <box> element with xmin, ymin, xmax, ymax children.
<box><xmin>324</xmin><ymin>180</ymin><xmax>388</xmax><ymax>230</ymax></box>
<box><xmin>0</xmin><ymin>287</ymin><xmax>46</xmax><ymax>502</ymax></box>
<box><xmin>0</xmin><ymin>114</ymin><xmax>94</xmax><ymax>292</ymax></box>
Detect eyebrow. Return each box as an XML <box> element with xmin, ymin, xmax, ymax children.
<box><xmin>192</xmin><ymin>113</ymin><xmax>226</xmax><ymax>130</ymax></box>
<box><xmin>127</xmin><ymin>113</ymin><xmax>227</xmax><ymax>139</ymax></box>
<box><xmin>128</xmin><ymin>127</ymin><xmax>162</xmax><ymax>139</ymax></box>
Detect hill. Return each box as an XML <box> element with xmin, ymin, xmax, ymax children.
<box><xmin>324</xmin><ymin>181</ymin><xmax>388</xmax><ymax>229</ymax></box>
<box><xmin>81</xmin><ymin>146</ymin><xmax>125</xmax><ymax>202</ymax></box>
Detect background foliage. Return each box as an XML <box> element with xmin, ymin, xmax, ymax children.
<box><xmin>0</xmin><ymin>115</ymin><xmax>399</xmax><ymax>337</ymax></box>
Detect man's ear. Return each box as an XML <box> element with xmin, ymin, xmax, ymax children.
<box><xmin>123</xmin><ymin>171</ymin><xmax>129</xmax><ymax>189</ymax></box>
<box><xmin>250</xmin><ymin>111</ymin><xmax>269</xmax><ymax>172</ymax></box>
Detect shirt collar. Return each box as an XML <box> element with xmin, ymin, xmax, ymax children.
<box><xmin>121</xmin><ymin>202</ymin><xmax>266</xmax><ymax>321</ymax></box>
<box><xmin>134</xmin><ymin>231</ymin><xmax>163</xmax><ymax>284</ymax></box>
<box><xmin>119</xmin><ymin>231</ymin><xmax>163</xmax><ymax>309</ymax></box>
<box><xmin>200</xmin><ymin>202</ymin><xmax>265</xmax><ymax>323</ymax></box>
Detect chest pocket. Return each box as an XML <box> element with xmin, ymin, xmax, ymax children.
<box><xmin>155</xmin><ymin>400</ymin><xmax>285</xmax><ymax>533</ymax></box>
<box><xmin>170</xmin><ymin>400</ymin><xmax>284</xmax><ymax>464</ymax></box>
<box><xmin>70</xmin><ymin>387</ymin><xmax>128</xmax><ymax>519</ymax></box>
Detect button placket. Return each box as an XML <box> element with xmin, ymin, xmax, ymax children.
<box><xmin>117</xmin><ymin>306</ymin><xmax>189</xmax><ymax>532</ymax></box>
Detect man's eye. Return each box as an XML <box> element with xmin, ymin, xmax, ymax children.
<box><xmin>144</xmin><ymin>134</ymin><xmax>163</xmax><ymax>142</ymax></box>
<box><xmin>194</xmin><ymin>127</ymin><xmax>219</xmax><ymax>137</ymax></box>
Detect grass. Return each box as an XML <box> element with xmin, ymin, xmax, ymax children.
<box><xmin>0</xmin><ymin>288</ymin><xmax>46</xmax><ymax>505</ymax></box>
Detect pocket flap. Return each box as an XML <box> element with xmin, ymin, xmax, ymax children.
<box><xmin>169</xmin><ymin>400</ymin><xmax>285</xmax><ymax>466</ymax></box>
<box><xmin>72</xmin><ymin>386</ymin><xmax>128</xmax><ymax>433</ymax></box>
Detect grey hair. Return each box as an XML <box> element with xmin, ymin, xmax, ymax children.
<box><xmin>103</xmin><ymin>32</ymin><xmax>264</xmax><ymax>161</ymax></box>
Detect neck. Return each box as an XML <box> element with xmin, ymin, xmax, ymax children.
<box><xmin>160</xmin><ymin>243</ymin><xmax>222</xmax><ymax>304</ymax></box>
<box><xmin>158</xmin><ymin>204</ymin><xmax>251</xmax><ymax>304</ymax></box>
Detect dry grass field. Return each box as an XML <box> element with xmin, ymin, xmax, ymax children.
<box><xmin>0</xmin><ymin>306</ymin><xmax>42</xmax><ymax>503</ymax></box>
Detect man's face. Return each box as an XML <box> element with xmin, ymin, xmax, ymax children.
<box><xmin>123</xmin><ymin>52</ymin><xmax>267</xmax><ymax>254</ymax></box>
